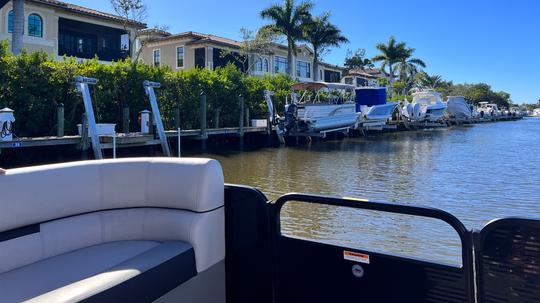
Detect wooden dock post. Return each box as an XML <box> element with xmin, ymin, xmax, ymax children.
<box><xmin>122</xmin><ymin>105</ymin><xmax>130</xmax><ymax>134</ymax></box>
<box><xmin>199</xmin><ymin>92</ymin><xmax>208</xmax><ymax>150</ymax></box>
<box><xmin>239</xmin><ymin>95</ymin><xmax>245</xmax><ymax>137</ymax></box>
<box><xmin>200</xmin><ymin>92</ymin><xmax>208</xmax><ymax>140</ymax></box>
<box><xmin>57</xmin><ymin>103</ymin><xmax>64</xmax><ymax>137</ymax></box>
<box><xmin>174</xmin><ymin>106</ymin><xmax>180</xmax><ymax>130</ymax></box>
<box><xmin>239</xmin><ymin>95</ymin><xmax>245</xmax><ymax>148</ymax></box>
<box><xmin>245</xmin><ymin>107</ymin><xmax>250</xmax><ymax>128</ymax></box>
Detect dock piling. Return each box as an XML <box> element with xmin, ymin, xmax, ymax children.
<box><xmin>200</xmin><ymin>92</ymin><xmax>208</xmax><ymax>140</ymax></box>
<box><xmin>239</xmin><ymin>95</ymin><xmax>245</xmax><ymax>137</ymax></box>
<box><xmin>245</xmin><ymin>107</ymin><xmax>250</xmax><ymax>128</ymax></box>
<box><xmin>174</xmin><ymin>106</ymin><xmax>180</xmax><ymax>130</ymax></box>
<box><xmin>57</xmin><ymin>103</ymin><xmax>64</xmax><ymax>137</ymax></box>
<box><xmin>122</xmin><ymin>105</ymin><xmax>130</xmax><ymax>134</ymax></box>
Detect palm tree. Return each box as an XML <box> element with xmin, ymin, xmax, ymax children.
<box><xmin>304</xmin><ymin>12</ymin><xmax>348</xmax><ymax>81</ymax></box>
<box><xmin>397</xmin><ymin>48</ymin><xmax>426</xmax><ymax>96</ymax></box>
<box><xmin>417</xmin><ymin>72</ymin><xmax>445</xmax><ymax>89</ymax></box>
<box><xmin>371</xmin><ymin>36</ymin><xmax>408</xmax><ymax>92</ymax></box>
<box><xmin>11</xmin><ymin>0</ymin><xmax>24</xmax><ymax>55</ymax></box>
<box><xmin>260</xmin><ymin>0</ymin><xmax>313</xmax><ymax>77</ymax></box>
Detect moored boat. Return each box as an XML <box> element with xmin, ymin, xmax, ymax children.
<box><xmin>406</xmin><ymin>90</ymin><xmax>447</xmax><ymax>122</ymax></box>
<box><xmin>267</xmin><ymin>82</ymin><xmax>360</xmax><ymax>137</ymax></box>
<box><xmin>446</xmin><ymin>96</ymin><xmax>473</xmax><ymax>120</ymax></box>
<box><xmin>355</xmin><ymin>87</ymin><xmax>398</xmax><ymax>128</ymax></box>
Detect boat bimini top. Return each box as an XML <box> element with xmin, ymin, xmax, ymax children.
<box><xmin>291</xmin><ymin>81</ymin><xmax>356</xmax><ymax>104</ymax></box>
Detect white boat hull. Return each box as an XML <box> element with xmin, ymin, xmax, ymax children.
<box><xmin>424</xmin><ymin>105</ymin><xmax>447</xmax><ymax>122</ymax></box>
<box><xmin>297</xmin><ymin>103</ymin><xmax>359</xmax><ymax>132</ymax></box>
<box><xmin>447</xmin><ymin>98</ymin><xmax>473</xmax><ymax>119</ymax></box>
<box><xmin>363</xmin><ymin>103</ymin><xmax>398</xmax><ymax>123</ymax></box>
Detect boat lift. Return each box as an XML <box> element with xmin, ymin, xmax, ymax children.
<box><xmin>143</xmin><ymin>81</ymin><xmax>171</xmax><ymax>157</ymax></box>
<box><xmin>75</xmin><ymin>76</ymin><xmax>105</xmax><ymax>159</ymax></box>
<box><xmin>76</xmin><ymin>77</ymin><xmax>172</xmax><ymax>159</ymax></box>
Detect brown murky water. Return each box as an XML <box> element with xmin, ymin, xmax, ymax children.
<box><xmin>204</xmin><ymin>118</ymin><xmax>540</xmax><ymax>265</ymax></box>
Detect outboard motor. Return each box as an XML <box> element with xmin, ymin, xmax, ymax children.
<box><xmin>283</xmin><ymin>103</ymin><xmax>298</xmax><ymax>135</ymax></box>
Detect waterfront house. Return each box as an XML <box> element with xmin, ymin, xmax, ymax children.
<box><xmin>0</xmin><ymin>0</ymin><xmax>146</xmax><ymax>61</ymax></box>
<box><xmin>139</xmin><ymin>30</ymin><xmax>345</xmax><ymax>83</ymax></box>
<box><xmin>342</xmin><ymin>68</ymin><xmax>388</xmax><ymax>87</ymax></box>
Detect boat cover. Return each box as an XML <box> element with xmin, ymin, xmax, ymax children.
<box><xmin>355</xmin><ymin>87</ymin><xmax>387</xmax><ymax>112</ymax></box>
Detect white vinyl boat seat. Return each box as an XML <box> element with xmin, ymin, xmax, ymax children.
<box><xmin>0</xmin><ymin>240</ymin><xmax>196</xmax><ymax>303</ymax></box>
<box><xmin>0</xmin><ymin>158</ymin><xmax>225</xmax><ymax>303</ymax></box>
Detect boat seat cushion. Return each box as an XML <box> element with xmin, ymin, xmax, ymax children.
<box><xmin>0</xmin><ymin>240</ymin><xmax>196</xmax><ymax>303</ymax></box>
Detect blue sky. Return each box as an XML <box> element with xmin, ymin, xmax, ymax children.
<box><xmin>71</xmin><ymin>0</ymin><xmax>540</xmax><ymax>104</ymax></box>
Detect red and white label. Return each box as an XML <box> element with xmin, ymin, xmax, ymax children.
<box><xmin>343</xmin><ymin>251</ymin><xmax>370</xmax><ymax>264</ymax></box>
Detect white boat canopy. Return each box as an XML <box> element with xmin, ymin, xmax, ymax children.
<box><xmin>291</xmin><ymin>82</ymin><xmax>356</xmax><ymax>92</ymax></box>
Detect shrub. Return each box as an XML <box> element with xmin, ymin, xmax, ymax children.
<box><xmin>0</xmin><ymin>42</ymin><xmax>294</xmax><ymax>137</ymax></box>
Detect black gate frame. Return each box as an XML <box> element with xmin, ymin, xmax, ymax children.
<box><xmin>271</xmin><ymin>193</ymin><xmax>476</xmax><ymax>303</ymax></box>
<box><xmin>224</xmin><ymin>185</ymin><xmax>540</xmax><ymax>303</ymax></box>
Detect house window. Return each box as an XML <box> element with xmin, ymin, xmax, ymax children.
<box><xmin>28</xmin><ymin>13</ymin><xmax>43</xmax><ymax>37</ymax></box>
<box><xmin>153</xmin><ymin>49</ymin><xmax>161</xmax><ymax>67</ymax></box>
<box><xmin>319</xmin><ymin>70</ymin><xmax>323</xmax><ymax>81</ymax></box>
<box><xmin>176</xmin><ymin>46</ymin><xmax>184</xmax><ymax>68</ymax></box>
<box><xmin>255</xmin><ymin>57</ymin><xmax>269</xmax><ymax>73</ymax></box>
<box><xmin>344</xmin><ymin>77</ymin><xmax>353</xmax><ymax>85</ymax></box>
<box><xmin>7</xmin><ymin>10</ymin><xmax>17</xmax><ymax>33</ymax></box>
<box><xmin>296</xmin><ymin>61</ymin><xmax>311</xmax><ymax>78</ymax></box>
<box><xmin>274</xmin><ymin>56</ymin><xmax>288</xmax><ymax>74</ymax></box>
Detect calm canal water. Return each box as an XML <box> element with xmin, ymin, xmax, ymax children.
<box><xmin>204</xmin><ymin>118</ymin><xmax>540</xmax><ymax>265</ymax></box>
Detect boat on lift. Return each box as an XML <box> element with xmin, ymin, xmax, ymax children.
<box><xmin>407</xmin><ymin>90</ymin><xmax>448</xmax><ymax>122</ymax></box>
<box><xmin>446</xmin><ymin>96</ymin><xmax>473</xmax><ymax>120</ymax></box>
<box><xmin>355</xmin><ymin>87</ymin><xmax>398</xmax><ymax>130</ymax></box>
<box><xmin>477</xmin><ymin>102</ymin><xmax>501</xmax><ymax>118</ymax></box>
<box><xmin>266</xmin><ymin>82</ymin><xmax>360</xmax><ymax>137</ymax></box>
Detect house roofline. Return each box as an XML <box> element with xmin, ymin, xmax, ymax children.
<box><xmin>4</xmin><ymin>0</ymin><xmax>147</xmax><ymax>28</ymax></box>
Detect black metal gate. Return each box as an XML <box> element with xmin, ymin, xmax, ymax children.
<box><xmin>476</xmin><ymin>218</ymin><xmax>540</xmax><ymax>303</ymax></box>
<box><xmin>271</xmin><ymin>194</ymin><xmax>475</xmax><ymax>303</ymax></box>
<box><xmin>224</xmin><ymin>186</ymin><xmax>540</xmax><ymax>303</ymax></box>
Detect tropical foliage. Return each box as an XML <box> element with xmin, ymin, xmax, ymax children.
<box><xmin>344</xmin><ymin>49</ymin><xmax>374</xmax><ymax>72</ymax></box>
<box><xmin>260</xmin><ymin>0</ymin><xmax>314</xmax><ymax>76</ymax></box>
<box><xmin>303</xmin><ymin>12</ymin><xmax>348</xmax><ymax>81</ymax></box>
<box><xmin>0</xmin><ymin>41</ymin><xmax>293</xmax><ymax>137</ymax></box>
<box><xmin>416</xmin><ymin>72</ymin><xmax>449</xmax><ymax>89</ymax></box>
<box><xmin>371</xmin><ymin>36</ymin><xmax>425</xmax><ymax>97</ymax></box>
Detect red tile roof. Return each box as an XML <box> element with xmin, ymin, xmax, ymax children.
<box><xmin>26</xmin><ymin>0</ymin><xmax>146</xmax><ymax>28</ymax></box>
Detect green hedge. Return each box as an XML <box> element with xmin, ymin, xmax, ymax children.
<box><xmin>0</xmin><ymin>41</ymin><xmax>293</xmax><ymax>137</ymax></box>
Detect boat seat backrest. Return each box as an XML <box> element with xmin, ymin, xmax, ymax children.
<box><xmin>0</xmin><ymin>158</ymin><xmax>224</xmax><ymax>274</ymax></box>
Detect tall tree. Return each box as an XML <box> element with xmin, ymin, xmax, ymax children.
<box><xmin>260</xmin><ymin>0</ymin><xmax>313</xmax><ymax>77</ymax></box>
<box><xmin>304</xmin><ymin>12</ymin><xmax>348</xmax><ymax>81</ymax></box>
<box><xmin>344</xmin><ymin>48</ymin><xmax>374</xmax><ymax>72</ymax></box>
<box><xmin>11</xmin><ymin>0</ymin><xmax>24</xmax><ymax>55</ymax></box>
<box><xmin>417</xmin><ymin>72</ymin><xmax>446</xmax><ymax>89</ymax></box>
<box><xmin>396</xmin><ymin>47</ymin><xmax>426</xmax><ymax>96</ymax></box>
<box><xmin>372</xmin><ymin>36</ymin><xmax>408</xmax><ymax>95</ymax></box>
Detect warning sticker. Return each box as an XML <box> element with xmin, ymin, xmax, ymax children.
<box><xmin>344</xmin><ymin>251</ymin><xmax>370</xmax><ymax>264</ymax></box>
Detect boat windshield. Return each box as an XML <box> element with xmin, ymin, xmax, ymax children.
<box><xmin>413</xmin><ymin>92</ymin><xmax>442</xmax><ymax>105</ymax></box>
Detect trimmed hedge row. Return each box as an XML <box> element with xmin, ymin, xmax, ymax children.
<box><xmin>0</xmin><ymin>41</ymin><xmax>293</xmax><ymax>137</ymax></box>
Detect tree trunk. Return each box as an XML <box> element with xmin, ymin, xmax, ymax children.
<box><xmin>313</xmin><ymin>50</ymin><xmax>319</xmax><ymax>82</ymax></box>
<box><xmin>287</xmin><ymin>39</ymin><xmax>294</xmax><ymax>77</ymax></box>
<box><xmin>388</xmin><ymin>64</ymin><xmax>394</xmax><ymax>98</ymax></box>
<box><xmin>11</xmin><ymin>0</ymin><xmax>24</xmax><ymax>55</ymax></box>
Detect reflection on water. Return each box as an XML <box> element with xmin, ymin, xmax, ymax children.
<box><xmin>204</xmin><ymin>118</ymin><xmax>540</xmax><ymax>264</ymax></box>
